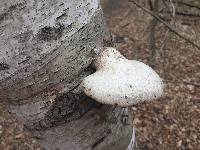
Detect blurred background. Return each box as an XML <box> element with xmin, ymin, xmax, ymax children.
<box><xmin>0</xmin><ymin>0</ymin><xmax>199</xmax><ymax>149</ymax></box>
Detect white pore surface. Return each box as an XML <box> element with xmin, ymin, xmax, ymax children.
<box><xmin>82</xmin><ymin>47</ymin><xmax>164</xmax><ymax>107</ymax></box>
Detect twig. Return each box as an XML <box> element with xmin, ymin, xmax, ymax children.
<box><xmin>161</xmin><ymin>10</ymin><xmax>200</xmax><ymax>18</ymax></box>
<box><xmin>169</xmin><ymin>0</ymin><xmax>176</xmax><ymax>17</ymax></box>
<box><xmin>174</xmin><ymin>1</ymin><xmax>200</xmax><ymax>10</ymax></box>
<box><xmin>161</xmin><ymin>0</ymin><xmax>171</xmax><ymax>12</ymax></box>
<box><xmin>160</xmin><ymin>29</ymin><xmax>170</xmax><ymax>79</ymax></box>
<box><xmin>24</xmin><ymin>143</ymin><xmax>34</xmax><ymax>150</ymax></box>
<box><xmin>160</xmin><ymin>0</ymin><xmax>172</xmax><ymax>18</ymax></box>
<box><xmin>165</xmin><ymin>79</ymin><xmax>200</xmax><ymax>87</ymax></box>
<box><xmin>159</xmin><ymin>29</ymin><xmax>170</xmax><ymax>51</ymax></box>
<box><xmin>128</xmin><ymin>0</ymin><xmax>200</xmax><ymax>50</ymax></box>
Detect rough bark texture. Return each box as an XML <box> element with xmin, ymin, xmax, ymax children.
<box><xmin>0</xmin><ymin>0</ymin><xmax>134</xmax><ymax>149</ymax></box>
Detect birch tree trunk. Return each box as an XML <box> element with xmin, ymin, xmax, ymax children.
<box><xmin>0</xmin><ymin>0</ymin><xmax>134</xmax><ymax>149</ymax></box>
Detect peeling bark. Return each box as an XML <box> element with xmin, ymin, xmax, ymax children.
<box><xmin>0</xmin><ymin>0</ymin><xmax>134</xmax><ymax>149</ymax></box>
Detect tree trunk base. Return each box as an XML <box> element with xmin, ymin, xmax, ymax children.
<box><xmin>30</xmin><ymin>106</ymin><xmax>134</xmax><ymax>150</ymax></box>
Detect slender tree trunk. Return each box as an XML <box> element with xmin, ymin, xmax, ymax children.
<box><xmin>148</xmin><ymin>0</ymin><xmax>159</xmax><ymax>68</ymax></box>
<box><xmin>0</xmin><ymin>0</ymin><xmax>134</xmax><ymax>149</ymax></box>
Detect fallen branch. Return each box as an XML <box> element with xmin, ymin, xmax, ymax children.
<box><xmin>128</xmin><ymin>0</ymin><xmax>200</xmax><ymax>50</ymax></box>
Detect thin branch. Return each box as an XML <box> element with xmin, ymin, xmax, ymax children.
<box><xmin>160</xmin><ymin>0</ymin><xmax>172</xmax><ymax>18</ymax></box>
<box><xmin>149</xmin><ymin>0</ymin><xmax>159</xmax><ymax>67</ymax></box>
<box><xmin>159</xmin><ymin>30</ymin><xmax>170</xmax><ymax>51</ymax></box>
<box><xmin>161</xmin><ymin>0</ymin><xmax>171</xmax><ymax>12</ymax></box>
<box><xmin>169</xmin><ymin>0</ymin><xmax>176</xmax><ymax>17</ymax></box>
<box><xmin>128</xmin><ymin>0</ymin><xmax>200</xmax><ymax>50</ymax></box>
<box><xmin>160</xmin><ymin>29</ymin><xmax>170</xmax><ymax>79</ymax></box>
<box><xmin>165</xmin><ymin>79</ymin><xmax>200</xmax><ymax>87</ymax></box>
<box><xmin>161</xmin><ymin>10</ymin><xmax>200</xmax><ymax>18</ymax></box>
<box><xmin>148</xmin><ymin>0</ymin><xmax>153</xmax><ymax>11</ymax></box>
<box><xmin>174</xmin><ymin>0</ymin><xmax>200</xmax><ymax>10</ymax></box>
<box><xmin>24</xmin><ymin>143</ymin><xmax>34</xmax><ymax>150</ymax></box>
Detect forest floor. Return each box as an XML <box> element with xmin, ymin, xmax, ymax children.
<box><xmin>102</xmin><ymin>0</ymin><xmax>200</xmax><ymax>149</ymax></box>
<box><xmin>0</xmin><ymin>0</ymin><xmax>200</xmax><ymax>150</ymax></box>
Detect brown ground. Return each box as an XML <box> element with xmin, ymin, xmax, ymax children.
<box><xmin>0</xmin><ymin>0</ymin><xmax>200</xmax><ymax>150</ymax></box>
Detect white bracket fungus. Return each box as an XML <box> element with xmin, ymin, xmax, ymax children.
<box><xmin>81</xmin><ymin>47</ymin><xmax>164</xmax><ymax>107</ymax></box>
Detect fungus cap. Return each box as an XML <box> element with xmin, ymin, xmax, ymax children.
<box><xmin>82</xmin><ymin>47</ymin><xmax>164</xmax><ymax>107</ymax></box>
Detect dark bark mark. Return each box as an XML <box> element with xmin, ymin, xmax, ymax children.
<box><xmin>14</xmin><ymin>31</ymin><xmax>33</xmax><ymax>43</ymax></box>
<box><xmin>121</xmin><ymin>114</ymin><xmax>129</xmax><ymax>126</ymax></box>
<box><xmin>8</xmin><ymin>2</ymin><xmax>26</xmax><ymax>12</ymax></box>
<box><xmin>120</xmin><ymin>108</ymin><xmax>130</xmax><ymax>126</ymax></box>
<box><xmin>18</xmin><ymin>56</ymin><xmax>31</xmax><ymax>65</ymax></box>
<box><xmin>0</xmin><ymin>62</ymin><xmax>10</xmax><ymax>71</ymax></box>
<box><xmin>0</xmin><ymin>12</ymin><xmax>8</xmax><ymax>23</ymax></box>
<box><xmin>0</xmin><ymin>2</ymin><xmax>25</xmax><ymax>23</ymax></box>
<box><xmin>91</xmin><ymin>129</ymin><xmax>112</xmax><ymax>149</ymax></box>
<box><xmin>37</xmin><ymin>25</ymin><xmax>65</xmax><ymax>41</ymax></box>
<box><xmin>91</xmin><ymin>136</ymin><xmax>106</xmax><ymax>149</ymax></box>
<box><xmin>29</xmin><ymin>90</ymin><xmax>102</xmax><ymax>131</ymax></box>
<box><xmin>56</xmin><ymin>8</ymin><xmax>70</xmax><ymax>22</ymax></box>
